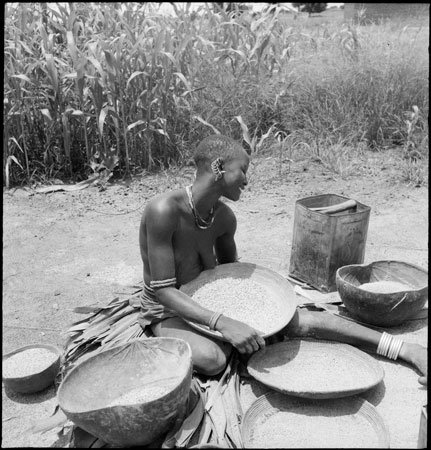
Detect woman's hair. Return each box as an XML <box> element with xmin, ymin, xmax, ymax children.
<box><xmin>193</xmin><ymin>134</ymin><xmax>248</xmax><ymax>170</ymax></box>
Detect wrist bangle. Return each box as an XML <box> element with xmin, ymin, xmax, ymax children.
<box><xmin>212</xmin><ymin>313</ymin><xmax>222</xmax><ymax>330</ymax></box>
<box><xmin>377</xmin><ymin>332</ymin><xmax>404</xmax><ymax>360</ymax></box>
<box><xmin>388</xmin><ymin>337</ymin><xmax>404</xmax><ymax>360</ymax></box>
<box><xmin>209</xmin><ymin>312</ymin><xmax>222</xmax><ymax>331</ymax></box>
<box><xmin>377</xmin><ymin>332</ymin><xmax>392</xmax><ymax>357</ymax></box>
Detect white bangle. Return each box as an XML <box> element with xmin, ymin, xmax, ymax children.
<box><xmin>377</xmin><ymin>332</ymin><xmax>392</xmax><ymax>357</ymax></box>
<box><xmin>377</xmin><ymin>332</ymin><xmax>404</xmax><ymax>360</ymax></box>
<box><xmin>209</xmin><ymin>312</ymin><xmax>222</xmax><ymax>331</ymax></box>
<box><xmin>388</xmin><ymin>337</ymin><xmax>404</xmax><ymax>360</ymax></box>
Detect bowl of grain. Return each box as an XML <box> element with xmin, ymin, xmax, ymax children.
<box><xmin>180</xmin><ymin>262</ymin><xmax>297</xmax><ymax>339</ymax></box>
<box><xmin>336</xmin><ymin>260</ymin><xmax>428</xmax><ymax>327</ymax></box>
<box><xmin>242</xmin><ymin>391</ymin><xmax>390</xmax><ymax>448</ymax></box>
<box><xmin>57</xmin><ymin>337</ymin><xmax>192</xmax><ymax>447</ymax></box>
<box><xmin>2</xmin><ymin>343</ymin><xmax>62</xmax><ymax>394</ymax></box>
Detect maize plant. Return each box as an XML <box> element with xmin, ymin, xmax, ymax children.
<box><xmin>3</xmin><ymin>2</ymin><xmax>428</xmax><ymax>186</ymax></box>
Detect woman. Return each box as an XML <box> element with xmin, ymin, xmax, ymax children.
<box><xmin>136</xmin><ymin>134</ymin><xmax>427</xmax><ymax>384</ymax></box>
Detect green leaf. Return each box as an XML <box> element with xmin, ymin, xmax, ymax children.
<box><xmin>173</xmin><ymin>72</ymin><xmax>192</xmax><ymax>91</ymax></box>
<box><xmin>98</xmin><ymin>107</ymin><xmax>109</xmax><ymax>137</ymax></box>
<box><xmin>62</xmin><ymin>113</ymin><xmax>71</xmax><ymax>159</ymax></box>
<box><xmin>160</xmin><ymin>51</ymin><xmax>178</xmax><ymax>68</ymax></box>
<box><xmin>127</xmin><ymin>120</ymin><xmax>147</xmax><ymax>132</ymax></box>
<box><xmin>8</xmin><ymin>138</ymin><xmax>25</xmax><ymax>155</ymax></box>
<box><xmin>126</xmin><ymin>71</ymin><xmax>148</xmax><ymax>90</ymax></box>
<box><xmin>40</xmin><ymin>108</ymin><xmax>53</xmax><ymax>125</ymax></box>
<box><xmin>62</xmin><ymin>72</ymin><xmax>78</xmax><ymax>79</ymax></box>
<box><xmin>10</xmin><ymin>74</ymin><xmax>34</xmax><ymax>85</ymax></box>
<box><xmin>7</xmin><ymin>154</ymin><xmax>24</xmax><ymax>170</ymax></box>
<box><xmin>153</xmin><ymin>29</ymin><xmax>166</xmax><ymax>54</ymax></box>
<box><xmin>153</xmin><ymin>128</ymin><xmax>170</xmax><ymax>139</ymax></box>
<box><xmin>66</xmin><ymin>30</ymin><xmax>78</xmax><ymax>64</ymax></box>
<box><xmin>45</xmin><ymin>54</ymin><xmax>59</xmax><ymax>96</ymax></box>
<box><xmin>88</xmin><ymin>57</ymin><xmax>105</xmax><ymax>78</ymax></box>
<box><xmin>104</xmin><ymin>50</ymin><xmax>118</xmax><ymax>74</ymax></box>
<box><xmin>193</xmin><ymin>116</ymin><xmax>220</xmax><ymax>135</ymax></box>
<box><xmin>196</xmin><ymin>36</ymin><xmax>215</xmax><ymax>48</ymax></box>
<box><xmin>256</xmin><ymin>124</ymin><xmax>277</xmax><ymax>152</ymax></box>
<box><xmin>235</xmin><ymin>116</ymin><xmax>252</xmax><ymax>148</ymax></box>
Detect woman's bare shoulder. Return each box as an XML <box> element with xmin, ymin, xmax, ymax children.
<box><xmin>142</xmin><ymin>189</ymin><xmax>185</xmax><ymax>225</ymax></box>
<box><xmin>216</xmin><ymin>200</ymin><xmax>237</xmax><ymax>232</ymax></box>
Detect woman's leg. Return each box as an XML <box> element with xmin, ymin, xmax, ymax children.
<box><xmin>151</xmin><ymin>316</ymin><xmax>232</xmax><ymax>376</ymax></box>
<box><xmin>284</xmin><ymin>309</ymin><xmax>427</xmax><ymax>385</ymax></box>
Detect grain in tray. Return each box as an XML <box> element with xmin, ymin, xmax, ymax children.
<box><xmin>250</xmin><ymin>409</ymin><xmax>380</xmax><ymax>448</ymax></box>
<box><xmin>107</xmin><ymin>378</ymin><xmax>180</xmax><ymax>407</ymax></box>
<box><xmin>359</xmin><ymin>280</ymin><xmax>412</xmax><ymax>293</ymax></box>
<box><xmin>3</xmin><ymin>348</ymin><xmax>58</xmax><ymax>378</ymax></box>
<box><xmin>108</xmin><ymin>386</ymin><xmax>170</xmax><ymax>406</ymax></box>
<box><xmin>253</xmin><ymin>352</ymin><xmax>377</xmax><ymax>392</ymax></box>
<box><xmin>191</xmin><ymin>277</ymin><xmax>272</xmax><ymax>332</ymax></box>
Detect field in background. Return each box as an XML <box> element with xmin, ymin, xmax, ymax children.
<box><xmin>4</xmin><ymin>3</ymin><xmax>429</xmax><ymax>187</ymax></box>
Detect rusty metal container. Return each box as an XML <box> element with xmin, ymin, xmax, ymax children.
<box><xmin>289</xmin><ymin>194</ymin><xmax>371</xmax><ymax>293</ymax></box>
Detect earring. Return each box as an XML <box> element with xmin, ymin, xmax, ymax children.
<box><xmin>211</xmin><ymin>157</ymin><xmax>225</xmax><ymax>181</ymax></box>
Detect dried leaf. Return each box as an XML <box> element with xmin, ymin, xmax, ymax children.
<box><xmin>207</xmin><ymin>395</ymin><xmax>229</xmax><ymax>447</ymax></box>
<box><xmin>221</xmin><ymin>355</ymin><xmax>244</xmax><ymax>448</ymax></box>
<box><xmin>66</xmin><ymin>322</ymin><xmax>89</xmax><ymax>333</ymax></box>
<box><xmin>29</xmin><ymin>409</ymin><xmax>68</xmax><ymax>434</ymax></box>
<box><xmin>72</xmin><ymin>305</ymin><xmax>104</xmax><ymax>315</ymax></box>
<box><xmin>193</xmin><ymin>115</ymin><xmax>221</xmax><ymax>135</ymax></box>
<box><xmin>197</xmin><ymin>410</ymin><xmax>214</xmax><ymax>446</ymax></box>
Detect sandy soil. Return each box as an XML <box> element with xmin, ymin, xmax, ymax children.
<box><xmin>2</xmin><ymin>151</ymin><xmax>428</xmax><ymax>448</ymax></box>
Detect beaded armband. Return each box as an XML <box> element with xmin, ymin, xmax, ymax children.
<box><xmin>149</xmin><ymin>277</ymin><xmax>177</xmax><ymax>290</ymax></box>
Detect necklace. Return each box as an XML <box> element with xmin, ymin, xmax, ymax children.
<box><xmin>186</xmin><ymin>185</ymin><xmax>215</xmax><ymax>230</ymax></box>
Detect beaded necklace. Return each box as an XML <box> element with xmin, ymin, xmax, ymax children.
<box><xmin>186</xmin><ymin>185</ymin><xmax>215</xmax><ymax>230</ymax></box>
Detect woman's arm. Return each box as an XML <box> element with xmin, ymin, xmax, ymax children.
<box><xmin>214</xmin><ymin>204</ymin><xmax>238</xmax><ymax>264</ymax></box>
<box><xmin>145</xmin><ymin>198</ymin><xmax>265</xmax><ymax>354</ymax></box>
<box><xmin>145</xmin><ymin>198</ymin><xmax>215</xmax><ymax>327</ymax></box>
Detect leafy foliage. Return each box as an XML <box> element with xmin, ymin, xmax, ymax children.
<box><xmin>293</xmin><ymin>3</ymin><xmax>328</xmax><ymax>15</ymax></box>
<box><xmin>3</xmin><ymin>2</ymin><xmax>429</xmax><ymax>186</ymax></box>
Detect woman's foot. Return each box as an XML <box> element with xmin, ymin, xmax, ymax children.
<box><xmin>399</xmin><ymin>342</ymin><xmax>427</xmax><ymax>386</ymax></box>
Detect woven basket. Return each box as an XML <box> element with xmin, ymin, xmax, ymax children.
<box><xmin>247</xmin><ymin>338</ymin><xmax>384</xmax><ymax>399</ymax></box>
<box><xmin>242</xmin><ymin>391</ymin><xmax>390</xmax><ymax>448</ymax></box>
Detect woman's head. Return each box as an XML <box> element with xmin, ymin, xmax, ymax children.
<box><xmin>193</xmin><ymin>134</ymin><xmax>250</xmax><ymax>201</ymax></box>
<box><xmin>193</xmin><ymin>135</ymin><xmax>249</xmax><ymax>173</ymax></box>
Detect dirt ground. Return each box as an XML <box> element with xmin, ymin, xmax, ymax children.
<box><xmin>2</xmin><ymin>150</ymin><xmax>428</xmax><ymax>448</ymax></box>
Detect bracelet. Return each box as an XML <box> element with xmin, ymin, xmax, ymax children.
<box><xmin>377</xmin><ymin>332</ymin><xmax>404</xmax><ymax>360</ymax></box>
<box><xmin>388</xmin><ymin>337</ymin><xmax>404</xmax><ymax>360</ymax></box>
<box><xmin>209</xmin><ymin>312</ymin><xmax>223</xmax><ymax>331</ymax></box>
<box><xmin>376</xmin><ymin>332</ymin><xmax>392</xmax><ymax>357</ymax></box>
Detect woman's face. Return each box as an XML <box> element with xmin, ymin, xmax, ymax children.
<box><xmin>221</xmin><ymin>152</ymin><xmax>250</xmax><ymax>201</ymax></box>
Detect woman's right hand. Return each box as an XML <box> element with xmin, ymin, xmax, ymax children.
<box><xmin>215</xmin><ymin>315</ymin><xmax>266</xmax><ymax>354</ymax></box>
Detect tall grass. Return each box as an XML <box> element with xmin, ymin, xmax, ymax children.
<box><xmin>3</xmin><ymin>3</ymin><xmax>429</xmax><ymax>186</ymax></box>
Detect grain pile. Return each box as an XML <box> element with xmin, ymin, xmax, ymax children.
<box><xmin>191</xmin><ymin>277</ymin><xmax>272</xmax><ymax>333</ymax></box>
<box><xmin>3</xmin><ymin>348</ymin><xmax>58</xmax><ymax>378</ymax></box>
<box><xmin>359</xmin><ymin>280</ymin><xmax>412</xmax><ymax>293</ymax></box>
<box><xmin>252</xmin><ymin>352</ymin><xmax>378</xmax><ymax>393</ymax></box>
<box><xmin>107</xmin><ymin>379</ymin><xmax>179</xmax><ymax>407</ymax></box>
<box><xmin>249</xmin><ymin>409</ymin><xmax>381</xmax><ymax>448</ymax></box>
